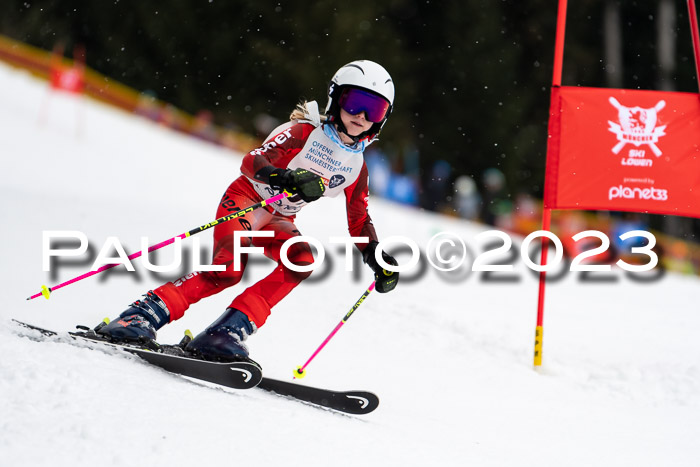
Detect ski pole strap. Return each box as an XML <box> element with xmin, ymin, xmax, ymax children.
<box><xmin>26</xmin><ymin>191</ymin><xmax>289</xmax><ymax>301</ymax></box>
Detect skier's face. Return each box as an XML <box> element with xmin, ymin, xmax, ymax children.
<box><xmin>340</xmin><ymin>107</ymin><xmax>373</xmax><ymax>137</ymax></box>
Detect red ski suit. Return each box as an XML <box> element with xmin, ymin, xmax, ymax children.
<box><xmin>154</xmin><ymin>121</ymin><xmax>377</xmax><ymax>327</ymax></box>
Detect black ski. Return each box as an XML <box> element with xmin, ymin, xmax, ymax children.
<box><xmin>257</xmin><ymin>378</ymin><xmax>379</xmax><ymax>415</ymax></box>
<box><xmin>12</xmin><ymin>320</ymin><xmax>380</xmax><ymax>415</ymax></box>
<box><xmin>12</xmin><ymin>320</ymin><xmax>261</xmax><ymax>389</ymax></box>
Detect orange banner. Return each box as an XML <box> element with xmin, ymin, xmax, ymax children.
<box><xmin>544</xmin><ymin>86</ymin><xmax>700</xmax><ymax>218</ymax></box>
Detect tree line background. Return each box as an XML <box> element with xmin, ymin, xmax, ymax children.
<box><xmin>1</xmin><ymin>0</ymin><xmax>698</xmax><ymax>220</ymax></box>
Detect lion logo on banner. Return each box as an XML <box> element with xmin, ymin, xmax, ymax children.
<box><xmin>608</xmin><ymin>97</ymin><xmax>666</xmax><ymax>156</ymax></box>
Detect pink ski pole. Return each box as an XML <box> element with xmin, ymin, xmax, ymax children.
<box><xmin>293</xmin><ymin>281</ymin><xmax>375</xmax><ymax>379</ymax></box>
<box><xmin>27</xmin><ymin>191</ymin><xmax>289</xmax><ymax>300</ymax></box>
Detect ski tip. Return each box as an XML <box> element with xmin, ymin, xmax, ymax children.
<box><xmin>293</xmin><ymin>366</ymin><xmax>306</xmax><ymax>379</ymax></box>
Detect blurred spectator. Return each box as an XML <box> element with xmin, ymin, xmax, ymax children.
<box><xmin>511</xmin><ymin>192</ymin><xmax>540</xmax><ymax>233</ymax></box>
<box><xmin>191</xmin><ymin>110</ymin><xmax>219</xmax><ymax>143</ymax></box>
<box><xmin>386</xmin><ymin>174</ymin><xmax>419</xmax><ymax>205</ymax></box>
<box><xmin>364</xmin><ymin>147</ymin><xmax>420</xmax><ymax>205</ymax></box>
<box><xmin>219</xmin><ymin>122</ymin><xmax>246</xmax><ymax>151</ymax></box>
<box><xmin>558</xmin><ymin>211</ymin><xmax>616</xmax><ymax>263</ymax></box>
<box><xmin>452</xmin><ymin>175</ymin><xmax>481</xmax><ymax>220</ymax></box>
<box><xmin>159</xmin><ymin>104</ymin><xmax>186</xmax><ymax>131</ymax></box>
<box><xmin>402</xmin><ymin>144</ymin><xmax>421</xmax><ymax>180</ymax></box>
<box><xmin>611</xmin><ymin>213</ymin><xmax>649</xmax><ymax>253</ymax></box>
<box><xmin>422</xmin><ymin>159</ymin><xmax>452</xmax><ymax>212</ymax></box>
<box><xmin>134</xmin><ymin>90</ymin><xmax>161</xmax><ymax>122</ymax></box>
<box><xmin>480</xmin><ymin>167</ymin><xmax>512</xmax><ymax>227</ymax></box>
<box><xmin>663</xmin><ymin>240</ymin><xmax>695</xmax><ymax>274</ymax></box>
<box><xmin>365</xmin><ymin>148</ymin><xmax>392</xmax><ymax>198</ymax></box>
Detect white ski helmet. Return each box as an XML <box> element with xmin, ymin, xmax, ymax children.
<box><xmin>325</xmin><ymin>60</ymin><xmax>394</xmax><ymax>142</ymax></box>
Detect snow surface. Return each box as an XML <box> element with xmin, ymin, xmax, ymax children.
<box><xmin>1</xmin><ymin>62</ymin><xmax>699</xmax><ymax>467</ymax></box>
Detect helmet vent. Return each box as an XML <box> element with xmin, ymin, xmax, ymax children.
<box><xmin>346</xmin><ymin>64</ymin><xmax>365</xmax><ymax>74</ymax></box>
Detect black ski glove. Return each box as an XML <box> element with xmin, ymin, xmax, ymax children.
<box><xmin>269</xmin><ymin>168</ymin><xmax>326</xmax><ymax>203</ymax></box>
<box><xmin>363</xmin><ymin>240</ymin><xmax>399</xmax><ymax>293</ymax></box>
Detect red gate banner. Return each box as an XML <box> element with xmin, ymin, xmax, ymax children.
<box><xmin>49</xmin><ymin>66</ymin><xmax>84</xmax><ymax>93</ymax></box>
<box><xmin>544</xmin><ymin>86</ymin><xmax>700</xmax><ymax>218</ymax></box>
<box><xmin>48</xmin><ymin>44</ymin><xmax>85</xmax><ymax>94</ymax></box>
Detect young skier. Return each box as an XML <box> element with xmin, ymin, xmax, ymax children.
<box><xmin>97</xmin><ymin>60</ymin><xmax>399</xmax><ymax>361</ymax></box>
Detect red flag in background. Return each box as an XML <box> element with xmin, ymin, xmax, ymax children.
<box><xmin>544</xmin><ymin>86</ymin><xmax>700</xmax><ymax>218</ymax></box>
<box><xmin>49</xmin><ymin>44</ymin><xmax>85</xmax><ymax>94</ymax></box>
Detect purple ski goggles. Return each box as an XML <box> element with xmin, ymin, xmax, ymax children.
<box><xmin>338</xmin><ymin>87</ymin><xmax>391</xmax><ymax>123</ymax></box>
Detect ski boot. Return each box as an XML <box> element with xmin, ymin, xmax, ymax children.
<box><xmin>97</xmin><ymin>291</ymin><xmax>170</xmax><ymax>343</ymax></box>
<box><xmin>186</xmin><ymin>308</ymin><xmax>255</xmax><ymax>362</ymax></box>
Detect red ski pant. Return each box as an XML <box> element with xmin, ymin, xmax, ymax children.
<box><xmin>154</xmin><ymin>177</ymin><xmax>313</xmax><ymax>328</ymax></box>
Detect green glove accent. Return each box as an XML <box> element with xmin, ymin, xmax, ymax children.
<box><xmin>269</xmin><ymin>168</ymin><xmax>326</xmax><ymax>203</ymax></box>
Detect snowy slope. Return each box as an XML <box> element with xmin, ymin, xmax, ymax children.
<box><xmin>1</xmin><ymin>62</ymin><xmax>699</xmax><ymax>467</ymax></box>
